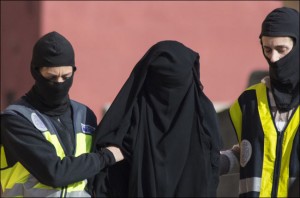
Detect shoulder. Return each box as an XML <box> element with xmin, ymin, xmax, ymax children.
<box><xmin>70</xmin><ymin>100</ymin><xmax>97</xmax><ymax>124</ymax></box>
<box><xmin>238</xmin><ymin>83</ymin><xmax>267</xmax><ymax>101</ymax></box>
<box><xmin>245</xmin><ymin>82</ymin><xmax>266</xmax><ymax>91</ymax></box>
<box><xmin>2</xmin><ymin>97</ymin><xmax>32</xmax><ymax>118</ymax></box>
<box><xmin>70</xmin><ymin>99</ymin><xmax>91</xmax><ymax>110</ymax></box>
<box><xmin>2</xmin><ymin>97</ymin><xmax>41</xmax><ymax>128</ymax></box>
<box><xmin>70</xmin><ymin>100</ymin><xmax>95</xmax><ymax>115</ymax></box>
<box><xmin>230</xmin><ymin>83</ymin><xmax>267</xmax><ymax>111</ymax></box>
<box><xmin>1</xmin><ymin>108</ymin><xmax>40</xmax><ymax>144</ymax></box>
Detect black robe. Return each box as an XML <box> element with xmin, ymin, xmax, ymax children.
<box><xmin>92</xmin><ymin>40</ymin><xmax>221</xmax><ymax>197</ymax></box>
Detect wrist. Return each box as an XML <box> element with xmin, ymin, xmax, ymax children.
<box><xmin>97</xmin><ymin>148</ymin><xmax>116</xmax><ymax>169</ymax></box>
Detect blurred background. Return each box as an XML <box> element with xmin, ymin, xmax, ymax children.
<box><xmin>1</xmin><ymin>1</ymin><xmax>299</xmax><ymax>197</ymax></box>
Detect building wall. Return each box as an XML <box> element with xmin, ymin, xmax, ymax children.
<box><xmin>1</xmin><ymin>1</ymin><xmax>283</xmax><ymax>120</ymax></box>
<box><xmin>283</xmin><ymin>1</ymin><xmax>299</xmax><ymax>11</ymax></box>
<box><xmin>1</xmin><ymin>1</ymin><xmax>40</xmax><ymax>109</ymax></box>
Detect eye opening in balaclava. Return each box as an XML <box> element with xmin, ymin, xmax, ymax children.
<box><xmin>259</xmin><ymin>7</ymin><xmax>299</xmax><ymax>111</ymax></box>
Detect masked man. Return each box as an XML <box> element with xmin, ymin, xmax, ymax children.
<box><xmin>220</xmin><ymin>7</ymin><xmax>299</xmax><ymax>197</ymax></box>
<box><xmin>1</xmin><ymin>31</ymin><xmax>123</xmax><ymax>197</ymax></box>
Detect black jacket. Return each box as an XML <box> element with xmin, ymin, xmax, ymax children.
<box><xmin>1</xmin><ymin>96</ymin><xmax>114</xmax><ymax>188</ymax></box>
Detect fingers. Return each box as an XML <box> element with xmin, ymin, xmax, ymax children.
<box><xmin>106</xmin><ymin>146</ymin><xmax>124</xmax><ymax>162</ymax></box>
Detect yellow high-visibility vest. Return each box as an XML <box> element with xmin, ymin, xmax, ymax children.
<box><xmin>229</xmin><ymin>83</ymin><xmax>299</xmax><ymax>197</ymax></box>
<box><xmin>1</xmin><ymin>99</ymin><xmax>95</xmax><ymax>197</ymax></box>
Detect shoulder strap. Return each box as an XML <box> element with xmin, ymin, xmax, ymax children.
<box><xmin>70</xmin><ymin>100</ymin><xmax>95</xmax><ymax>135</ymax></box>
<box><xmin>3</xmin><ymin>99</ymin><xmax>56</xmax><ymax>133</ymax></box>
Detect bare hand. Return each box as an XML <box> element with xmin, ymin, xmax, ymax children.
<box><xmin>106</xmin><ymin>146</ymin><xmax>124</xmax><ymax>162</ymax></box>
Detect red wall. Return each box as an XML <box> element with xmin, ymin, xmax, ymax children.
<box><xmin>1</xmin><ymin>1</ymin><xmax>40</xmax><ymax>109</ymax></box>
<box><xmin>1</xmin><ymin>1</ymin><xmax>282</xmax><ymax>120</ymax></box>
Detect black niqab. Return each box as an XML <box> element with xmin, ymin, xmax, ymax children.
<box><xmin>260</xmin><ymin>7</ymin><xmax>299</xmax><ymax>111</ymax></box>
<box><xmin>92</xmin><ymin>41</ymin><xmax>220</xmax><ymax>197</ymax></box>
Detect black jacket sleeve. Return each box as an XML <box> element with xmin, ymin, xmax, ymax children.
<box><xmin>1</xmin><ymin>114</ymin><xmax>115</xmax><ymax>188</ymax></box>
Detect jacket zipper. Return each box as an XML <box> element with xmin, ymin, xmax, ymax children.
<box><xmin>271</xmin><ymin>131</ymin><xmax>284</xmax><ymax>197</ymax></box>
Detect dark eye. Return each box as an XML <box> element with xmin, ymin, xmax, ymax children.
<box><xmin>48</xmin><ymin>76</ymin><xmax>57</xmax><ymax>81</ymax></box>
<box><xmin>263</xmin><ymin>47</ymin><xmax>271</xmax><ymax>54</ymax></box>
<box><xmin>62</xmin><ymin>75</ymin><xmax>72</xmax><ymax>80</ymax></box>
<box><xmin>277</xmin><ymin>47</ymin><xmax>288</xmax><ymax>54</ymax></box>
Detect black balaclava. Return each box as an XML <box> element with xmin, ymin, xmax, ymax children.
<box><xmin>260</xmin><ymin>7</ymin><xmax>299</xmax><ymax>111</ymax></box>
<box><xmin>26</xmin><ymin>31</ymin><xmax>76</xmax><ymax>116</ymax></box>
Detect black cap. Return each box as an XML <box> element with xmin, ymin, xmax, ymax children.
<box><xmin>31</xmin><ymin>31</ymin><xmax>76</xmax><ymax>69</ymax></box>
<box><xmin>260</xmin><ymin>7</ymin><xmax>299</xmax><ymax>41</ymax></box>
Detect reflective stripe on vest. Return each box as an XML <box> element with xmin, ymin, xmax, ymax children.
<box><xmin>1</xmin><ymin>100</ymin><xmax>94</xmax><ymax>197</ymax></box>
<box><xmin>229</xmin><ymin>83</ymin><xmax>299</xmax><ymax>197</ymax></box>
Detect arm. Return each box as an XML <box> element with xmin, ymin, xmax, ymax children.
<box><xmin>1</xmin><ymin>114</ymin><xmax>117</xmax><ymax>188</ymax></box>
<box><xmin>219</xmin><ymin>98</ymin><xmax>242</xmax><ymax>175</ymax></box>
<box><xmin>220</xmin><ymin>144</ymin><xmax>240</xmax><ymax>175</ymax></box>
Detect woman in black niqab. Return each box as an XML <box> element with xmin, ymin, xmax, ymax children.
<box><xmin>92</xmin><ymin>40</ymin><xmax>221</xmax><ymax>197</ymax></box>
